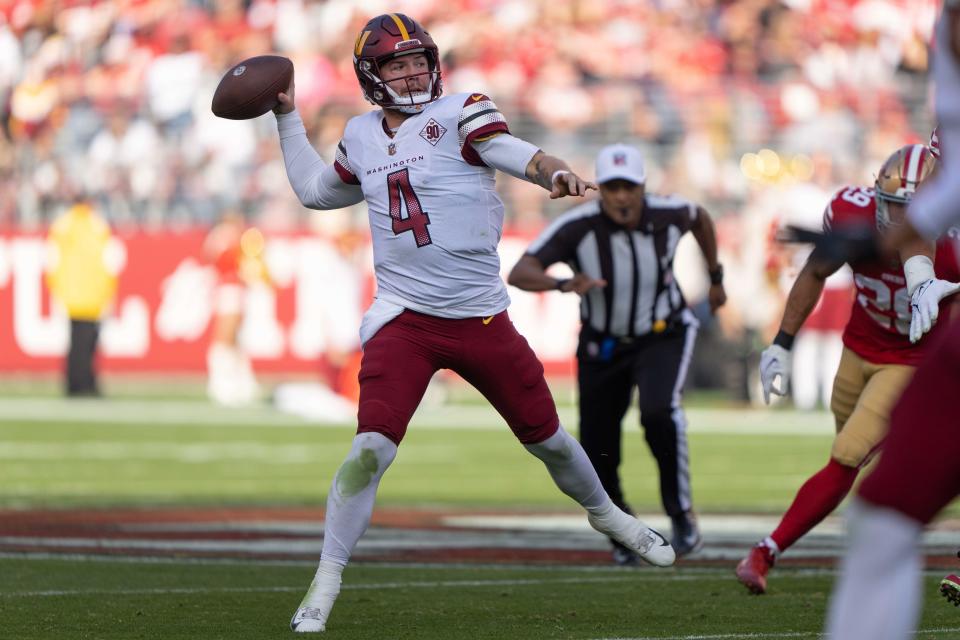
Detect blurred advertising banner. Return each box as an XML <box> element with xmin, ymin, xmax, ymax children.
<box><xmin>0</xmin><ymin>231</ymin><xmax>579</xmax><ymax>375</ymax></box>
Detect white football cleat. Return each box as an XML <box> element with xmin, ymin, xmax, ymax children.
<box><xmin>290</xmin><ymin>607</ymin><xmax>328</xmax><ymax>633</ymax></box>
<box><xmin>290</xmin><ymin>564</ymin><xmax>342</xmax><ymax>633</ymax></box>
<box><xmin>588</xmin><ymin>512</ymin><xmax>676</xmax><ymax>567</ymax></box>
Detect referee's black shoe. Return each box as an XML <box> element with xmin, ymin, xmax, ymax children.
<box><xmin>671</xmin><ymin>511</ymin><xmax>703</xmax><ymax>558</ymax></box>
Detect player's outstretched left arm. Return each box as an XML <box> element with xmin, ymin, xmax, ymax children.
<box><xmin>525</xmin><ymin>151</ymin><xmax>597</xmax><ymax>199</ymax></box>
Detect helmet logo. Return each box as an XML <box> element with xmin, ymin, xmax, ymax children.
<box><xmin>232</xmin><ymin>65</ymin><xmax>246</xmax><ymax>76</ymax></box>
<box><xmin>354</xmin><ymin>31</ymin><xmax>372</xmax><ymax>56</ymax></box>
<box><xmin>395</xmin><ymin>38</ymin><xmax>422</xmax><ymax>50</ymax></box>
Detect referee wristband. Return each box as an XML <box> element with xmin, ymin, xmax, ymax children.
<box><xmin>709</xmin><ymin>264</ymin><xmax>724</xmax><ymax>285</ymax></box>
<box><xmin>773</xmin><ymin>330</ymin><xmax>795</xmax><ymax>351</ymax></box>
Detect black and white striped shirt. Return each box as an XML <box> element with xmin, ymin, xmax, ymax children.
<box><xmin>527</xmin><ymin>195</ymin><xmax>699</xmax><ymax>338</ymax></box>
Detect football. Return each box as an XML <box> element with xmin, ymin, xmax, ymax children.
<box><xmin>211</xmin><ymin>55</ymin><xmax>294</xmax><ymax>120</ymax></box>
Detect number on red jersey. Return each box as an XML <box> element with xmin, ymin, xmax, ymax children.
<box><xmin>854</xmin><ymin>274</ymin><xmax>910</xmax><ymax>335</ymax></box>
<box><xmin>823</xmin><ymin>186</ymin><xmax>875</xmax><ymax>231</ymax></box>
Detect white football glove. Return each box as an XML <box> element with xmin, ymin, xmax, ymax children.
<box><xmin>909</xmin><ymin>278</ymin><xmax>960</xmax><ymax>343</ymax></box>
<box><xmin>759</xmin><ymin>344</ymin><xmax>791</xmax><ymax>405</ymax></box>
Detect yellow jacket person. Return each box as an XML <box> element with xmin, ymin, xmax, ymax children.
<box><xmin>45</xmin><ymin>202</ymin><xmax>117</xmax><ymax>395</ymax></box>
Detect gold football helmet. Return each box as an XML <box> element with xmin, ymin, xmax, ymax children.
<box><xmin>874</xmin><ymin>144</ymin><xmax>937</xmax><ymax>230</ymax></box>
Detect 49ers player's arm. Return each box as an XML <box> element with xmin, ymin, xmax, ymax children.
<box><xmin>759</xmin><ymin>249</ymin><xmax>844</xmax><ymax>404</ymax></box>
<box><xmin>779</xmin><ymin>250</ymin><xmax>845</xmax><ymax>337</ymax></box>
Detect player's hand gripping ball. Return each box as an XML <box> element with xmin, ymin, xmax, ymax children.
<box><xmin>211</xmin><ymin>55</ymin><xmax>293</xmax><ymax>120</ymax></box>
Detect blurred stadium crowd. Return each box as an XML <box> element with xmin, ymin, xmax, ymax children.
<box><xmin>0</xmin><ymin>0</ymin><xmax>940</xmax><ymax>227</ymax></box>
<box><xmin>0</xmin><ymin>0</ymin><xmax>943</xmax><ymax>400</ymax></box>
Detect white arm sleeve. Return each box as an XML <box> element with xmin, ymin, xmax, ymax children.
<box><xmin>472</xmin><ymin>133</ymin><xmax>541</xmax><ymax>181</ymax></box>
<box><xmin>276</xmin><ymin>110</ymin><xmax>364</xmax><ymax>210</ymax></box>
<box><xmin>908</xmin><ymin>123</ymin><xmax>960</xmax><ymax>240</ymax></box>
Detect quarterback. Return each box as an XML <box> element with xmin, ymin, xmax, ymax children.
<box><xmin>272</xmin><ymin>13</ymin><xmax>675</xmax><ymax>633</ymax></box>
<box><xmin>736</xmin><ymin>143</ymin><xmax>960</xmax><ymax>594</ymax></box>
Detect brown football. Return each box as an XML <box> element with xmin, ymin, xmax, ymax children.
<box><xmin>211</xmin><ymin>55</ymin><xmax>293</xmax><ymax>120</ymax></box>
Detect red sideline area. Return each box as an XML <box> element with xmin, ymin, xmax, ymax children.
<box><xmin>2</xmin><ymin>507</ymin><xmax>957</xmax><ymax>569</ymax></box>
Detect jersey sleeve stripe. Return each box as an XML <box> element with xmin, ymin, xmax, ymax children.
<box><xmin>460</xmin><ymin>122</ymin><xmax>510</xmax><ymax>165</ymax></box>
<box><xmin>459</xmin><ymin>115</ymin><xmax>509</xmax><ymax>148</ymax></box>
<box><xmin>460</xmin><ymin>99</ymin><xmax>497</xmax><ymax>119</ymax></box>
<box><xmin>334</xmin><ymin>142</ymin><xmax>359</xmax><ymax>184</ymax></box>
<box><xmin>458</xmin><ymin>108</ymin><xmax>501</xmax><ymax>130</ymax></box>
<box><xmin>334</xmin><ymin>161</ymin><xmax>360</xmax><ymax>185</ymax></box>
<box><xmin>822</xmin><ymin>204</ymin><xmax>833</xmax><ymax>231</ymax></box>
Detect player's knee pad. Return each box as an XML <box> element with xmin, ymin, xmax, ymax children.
<box><xmin>831</xmin><ymin>431</ymin><xmax>874</xmax><ymax>469</ymax></box>
<box><xmin>333</xmin><ymin>432</ymin><xmax>397</xmax><ymax>498</ymax></box>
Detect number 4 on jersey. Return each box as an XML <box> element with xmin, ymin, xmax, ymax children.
<box><xmin>388</xmin><ymin>168</ymin><xmax>432</xmax><ymax>247</ymax></box>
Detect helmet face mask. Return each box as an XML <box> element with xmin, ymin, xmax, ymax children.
<box><xmin>354</xmin><ymin>14</ymin><xmax>443</xmax><ymax>113</ymax></box>
<box><xmin>874</xmin><ymin>144</ymin><xmax>936</xmax><ymax>231</ymax></box>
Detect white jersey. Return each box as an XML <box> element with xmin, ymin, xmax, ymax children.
<box><xmin>934</xmin><ymin>14</ymin><xmax>960</xmax><ymax>124</ymax></box>
<box><xmin>335</xmin><ymin>93</ymin><xmax>513</xmax><ymax>319</ymax></box>
<box><xmin>908</xmin><ymin>12</ymin><xmax>960</xmax><ymax>240</ymax></box>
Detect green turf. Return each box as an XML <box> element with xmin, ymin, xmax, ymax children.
<box><xmin>0</xmin><ymin>418</ymin><xmax>831</xmax><ymax>511</ymax></box>
<box><xmin>3</xmin><ymin>401</ymin><xmax>959</xmax><ymax>639</ymax></box>
<box><xmin>3</xmin><ymin>558</ymin><xmax>959</xmax><ymax>640</ymax></box>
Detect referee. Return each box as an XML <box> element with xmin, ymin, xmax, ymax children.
<box><xmin>508</xmin><ymin>144</ymin><xmax>726</xmax><ymax>564</ymax></box>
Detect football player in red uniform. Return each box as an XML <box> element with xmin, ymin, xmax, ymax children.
<box><xmin>735</xmin><ymin>143</ymin><xmax>960</xmax><ymax>595</ymax></box>
<box><xmin>825</xmin><ymin>12</ymin><xmax>960</xmax><ymax>624</ymax></box>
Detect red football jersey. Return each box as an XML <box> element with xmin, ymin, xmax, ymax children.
<box><xmin>823</xmin><ymin>185</ymin><xmax>960</xmax><ymax>365</ymax></box>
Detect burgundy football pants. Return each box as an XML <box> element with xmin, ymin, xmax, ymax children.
<box><xmin>859</xmin><ymin>317</ymin><xmax>960</xmax><ymax>524</ymax></box>
<box><xmin>356</xmin><ymin>309</ymin><xmax>560</xmax><ymax>445</ymax></box>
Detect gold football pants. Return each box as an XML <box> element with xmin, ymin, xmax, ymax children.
<box><xmin>829</xmin><ymin>347</ymin><xmax>915</xmax><ymax>468</ymax></box>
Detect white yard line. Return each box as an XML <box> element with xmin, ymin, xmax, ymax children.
<box><xmin>0</xmin><ymin>573</ymin><xmax>816</xmax><ymax>599</ymax></box>
<box><xmin>591</xmin><ymin>630</ymin><xmax>960</xmax><ymax>640</ymax></box>
<box><xmin>4</xmin><ymin>566</ymin><xmax>954</xmax><ymax>598</ymax></box>
<box><xmin>0</xmin><ymin>398</ymin><xmax>835</xmax><ymax>435</ymax></box>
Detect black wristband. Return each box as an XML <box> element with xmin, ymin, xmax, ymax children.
<box><xmin>555</xmin><ymin>278</ymin><xmax>571</xmax><ymax>291</ymax></box>
<box><xmin>773</xmin><ymin>330</ymin><xmax>795</xmax><ymax>350</ymax></box>
<box><xmin>709</xmin><ymin>264</ymin><xmax>724</xmax><ymax>286</ymax></box>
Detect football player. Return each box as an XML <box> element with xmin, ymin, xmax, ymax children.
<box><xmin>826</xmin><ymin>7</ymin><xmax>960</xmax><ymax>631</ymax></box>
<box><xmin>271</xmin><ymin>13</ymin><xmax>676</xmax><ymax>633</ymax></box>
<box><xmin>735</xmin><ymin>143</ymin><xmax>960</xmax><ymax>595</ymax></box>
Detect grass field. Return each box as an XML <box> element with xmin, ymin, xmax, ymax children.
<box><xmin>2</xmin><ymin>387</ymin><xmax>958</xmax><ymax>639</ymax></box>
<box><xmin>0</xmin><ymin>389</ymin><xmax>838</xmax><ymax>510</ymax></box>
<box><xmin>5</xmin><ymin>559</ymin><xmax>960</xmax><ymax>640</ymax></box>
